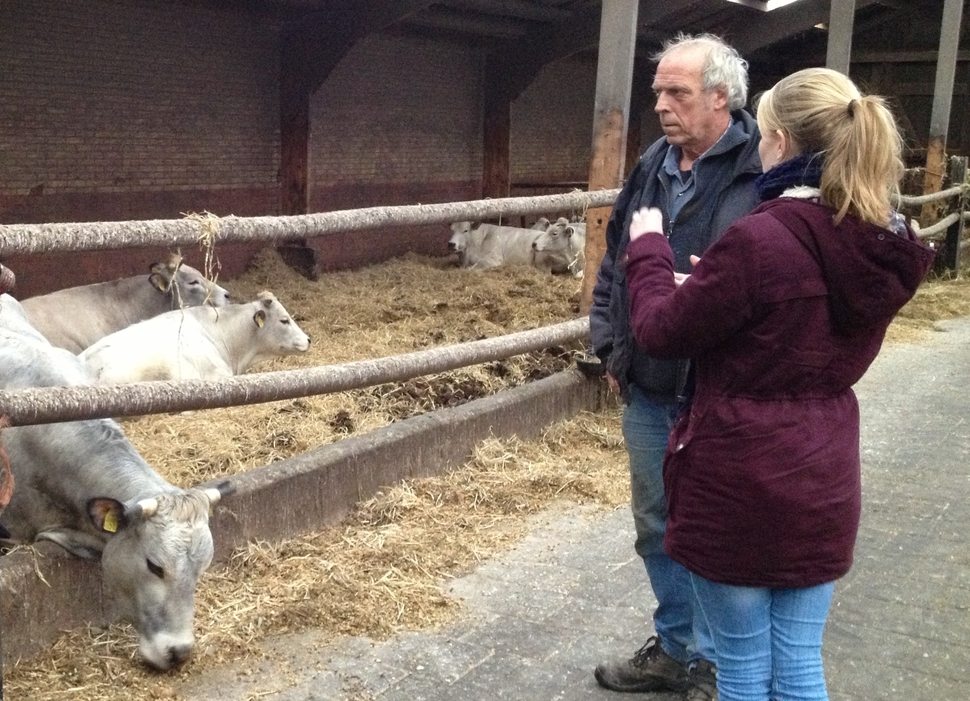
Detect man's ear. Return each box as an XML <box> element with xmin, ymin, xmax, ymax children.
<box><xmin>709</xmin><ymin>86</ymin><xmax>729</xmax><ymax>112</ymax></box>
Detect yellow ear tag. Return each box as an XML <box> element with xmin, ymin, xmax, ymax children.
<box><xmin>103</xmin><ymin>511</ymin><xmax>119</xmax><ymax>533</ymax></box>
<box><xmin>256</xmin><ymin>316</ymin><xmax>265</xmax><ymax>328</ymax></box>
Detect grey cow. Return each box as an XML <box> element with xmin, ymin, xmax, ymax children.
<box><xmin>532</xmin><ymin>219</ymin><xmax>586</xmax><ymax>278</ymax></box>
<box><xmin>19</xmin><ymin>253</ymin><xmax>230</xmax><ymax>353</ymax></box>
<box><xmin>0</xmin><ymin>293</ymin><xmax>232</xmax><ymax>670</ymax></box>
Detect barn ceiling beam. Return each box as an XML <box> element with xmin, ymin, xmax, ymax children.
<box><xmin>727</xmin><ymin>0</ymin><xmax>879</xmax><ymax>55</ymax></box>
<box><xmin>439</xmin><ymin>0</ymin><xmax>572</xmax><ymax>23</ymax></box>
<box><xmin>280</xmin><ymin>0</ymin><xmax>433</xmax><ymax>216</ymax></box>
<box><xmin>492</xmin><ymin>5</ymin><xmax>602</xmax><ymax>102</ymax></box>
<box><xmin>637</xmin><ymin>0</ymin><xmax>707</xmax><ymax>28</ymax></box>
<box><xmin>404</xmin><ymin>6</ymin><xmax>533</xmax><ymax>38</ymax></box>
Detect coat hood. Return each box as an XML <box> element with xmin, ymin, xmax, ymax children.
<box><xmin>760</xmin><ymin>197</ymin><xmax>935</xmax><ymax>334</ymax></box>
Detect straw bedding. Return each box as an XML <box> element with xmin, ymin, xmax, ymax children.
<box><xmin>5</xmin><ymin>247</ymin><xmax>970</xmax><ymax>700</ymax></box>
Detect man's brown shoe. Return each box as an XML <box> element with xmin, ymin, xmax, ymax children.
<box><xmin>594</xmin><ymin>636</ymin><xmax>690</xmax><ymax>693</ymax></box>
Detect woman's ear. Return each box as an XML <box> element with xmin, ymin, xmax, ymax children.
<box><xmin>778</xmin><ymin>130</ymin><xmax>801</xmax><ymax>160</ymax></box>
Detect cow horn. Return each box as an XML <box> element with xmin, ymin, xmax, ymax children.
<box><xmin>133</xmin><ymin>497</ymin><xmax>159</xmax><ymax>519</ymax></box>
<box><xmin>203</xmin><ymin>480</ymin><xmax>235</xmax><ymax>506</ymax></box>
<box><xmin>202</xmin><ymin>488</ymin><xmax>223</xmax><ymax>505</ymax></box>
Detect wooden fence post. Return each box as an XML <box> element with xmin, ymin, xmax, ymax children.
<box><xmin>935</xmin><ymin>156</ymin><xmax>967</xmax><ymax>276</ymax></box>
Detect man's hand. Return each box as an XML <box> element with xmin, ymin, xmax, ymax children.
<box><xmin>674</xmin><ymin>255</ymin><xmax>701</xmax><ymax>286</ymax></box>
<box><xmin>606</xmin><ymin>371</ymin><xmax>621</xmax><ymax>395</ymax></box>
<box><xmin>629</xmin><ymin>207</ymin><xmax>664</xmax><ymax>241</ymax></box>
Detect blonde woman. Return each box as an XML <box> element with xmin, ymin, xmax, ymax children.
<box><xmin>623</xmin><ymin>68</ymin><xmax>935</xmax><ymax>700</ymax></box>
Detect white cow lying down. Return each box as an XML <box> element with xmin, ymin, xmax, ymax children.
<box><xmin>532</xmin><ymin>219</ymin><xmax>587</xmax><ymax>278</ymax></box>
<box><xmin>0</xmin><ymin>293</ymin><xmax>233</xmax><ymax>670</ymax></box>
<box><xmin>19</xmin><ymin>253</ymin><xmax>231</xmax><ymax>354</ymax></box>
<box><xmin>449</xmin><ymin>221</ymin><xmax>563</xmax><ymax>272</ymax></box>
<box><xmin>80</xmin><ymin>291</ymin><xmax>311</xmax><ymax>383</ymax></box>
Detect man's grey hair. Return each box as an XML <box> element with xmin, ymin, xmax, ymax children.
<box><xmin>653</xmin><ymin>33</ymin><xmax>749</xmax><ymax>111</ymax></box>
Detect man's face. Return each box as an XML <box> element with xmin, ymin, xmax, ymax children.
<box><xmin>652</xmin><ymin>46</ymin><xmax>729</xmax><ymax>160</ymax></box>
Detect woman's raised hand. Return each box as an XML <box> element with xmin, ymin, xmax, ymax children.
<box><xmin>629</xmin><ymin>207</ymin><xmax>664</xmax><ymax>241</ymax></box>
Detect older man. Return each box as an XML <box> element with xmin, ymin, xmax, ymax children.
<box><xmin>591</xmin><ymin>34</ymin><xmax>762</xmax><ymax>701</ymax></box>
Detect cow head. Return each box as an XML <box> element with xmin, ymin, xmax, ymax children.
<box><xmin>448</xmin><ymin>221</ymin><xmax>476</xmax><ymax>254</ymax></box>
<box><xmin>149</xmin><ymin>254</ymin><xmax>231</xmax><ymax>309</ymax></box>
<box><xmin>251</xmin><ymin>291</ymin><xmax>311</xmax><ymax>356</ymax></box>
<box><xmin>87</xmin><ymin>483</ymin><xmax>231</xmax><ymax>670</ymax></box>
<box><xmin>531</xmin><ymin>217</ymin><xmax>572</xmax><ymax>254</ymax></box>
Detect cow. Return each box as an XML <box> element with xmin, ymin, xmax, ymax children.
<box><xmin>532</xmin><ymin>220</ymin><xmax>587</xmax><ymax>278</ymax></box>
<box><xmin>448</xmin><ymin>221</ymin><xmax>558</xmax><ymax>272</ymax></box>
<box><xmin>0</xmin><ymin>292</ymin><xmax>232</xmax><ymax>670</ymax></box>
<box><xmin>19</xmin><ymin>253</ymin><xmax>231</xmax><ymax>353</ymax></box>
<box><xmin>0</xmin><ymin>262</ymin><xmax>14</xmax><ymax>296</ymax></box>
<box><xmin>79</xmin><ymin>291</ymin><xmax>311</xmax><ymax>383</ymax></box>
<box><xmin>530</xmin><ymin>216</ymin><xmax>552</xmax><ymax>231</ymax></box>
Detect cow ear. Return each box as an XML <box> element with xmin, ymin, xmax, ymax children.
<box><xmin>149</xmin><ymin>272</ymin><xmax>171</xmax><ymax>292</ymax></box>
<box><xmin>88</xmin><ymin>498</ymin><xmax>128</xmax><ymax>535</ymax></box>
<box><xmin>253</xmin><ymin>309</ymin><xmax>266</xmax><ymax>328</ymax></box>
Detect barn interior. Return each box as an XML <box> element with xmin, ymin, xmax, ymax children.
<box><xmin>0</xmin><ymin>0</ymin><xmax>966</xmax><ymax>294</ymax></box>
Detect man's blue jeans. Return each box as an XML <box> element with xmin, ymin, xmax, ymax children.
<box><xmin>691</xmin><ymin>574</ymin><xmax>834</xmax><ymax>701</ymax></box>
<box><xmin>623</xmin><ymin>385</ymin><xmax>715</xmax><ymax>666</ymax></box>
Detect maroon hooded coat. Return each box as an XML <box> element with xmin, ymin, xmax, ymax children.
<box><xmin>625</xmin><ymin>195</ymin><xmax>935</xmax><ymax>588</ymax></box>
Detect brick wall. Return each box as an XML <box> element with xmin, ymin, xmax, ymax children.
<box><xmin>0</xmin><ymin>4</ymin><xmax>606</xmax><ymax>291</ymax></box>
<box><xmin>511</xmin><ymin>56</ymin><xmax>598</xmax><ymax>185</ymax></box>
<box><xmin>0</xmin><ymin>0</ymin><xmax>281</xmax><ymax>225</ymax></box>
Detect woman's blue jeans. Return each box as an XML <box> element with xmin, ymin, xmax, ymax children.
<box><xmin>690</xmin><ymin>574</ymin><xmax>835</xmax><ymax>701</ymax></box>
<box><xmin>623</xmin><ymin>385</ymin><xmax>714</xmax><ymax>666</ymax></box>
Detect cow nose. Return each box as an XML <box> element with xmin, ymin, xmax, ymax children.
<box><xmin>167</xmin><ymin>644</ymin><xmax>193</xmax><ymax>668</ymax></box>
<box><xmin>447</xmin><ymin>243</ymin><xmax>457</xmax><ymax>251</ymax></box>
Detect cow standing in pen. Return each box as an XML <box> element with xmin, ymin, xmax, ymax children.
<box><xmin>0</xmin><ymin>292</ymin><xmax>232</xmax><ymax>670</ymax></box>
<box><xmin>19</xmin><ymin>253</ymin><xmax>231</xmax><ymax>353</ymax></box>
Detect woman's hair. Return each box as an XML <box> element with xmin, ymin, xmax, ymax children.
<box><xmin>654</xmin><ymin>33</ymin><xmax>749</xmax><ymax>111</ymax></box>
<box><xmin>756</xmin><ymin>67</ymin><xmax>903</xmax><ymax>226</ymax></box>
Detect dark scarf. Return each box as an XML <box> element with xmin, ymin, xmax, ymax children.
<box><xmin>756</xmin><ymin>152</ymin><xmax>824</xmax><ymax>201</ymax></box>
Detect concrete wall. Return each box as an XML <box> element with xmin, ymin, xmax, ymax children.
<box><xmin>0</xmin><ymin>370</ymin><xmax>607</xmax><ymax>665</ymax></box>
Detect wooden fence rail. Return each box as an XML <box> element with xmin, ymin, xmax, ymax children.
<box><xmin>1</xmin><ymin>174</ymin><xmax>968</xmax><ymax>430</ymax></box>
<box><xmin>0</xmin><ymin>190</ymin><xmax>620</xmax><ymax>257</ymax></box>
<box><xmin>0</xmin><ymin>318</ymin><xmax>590</xmax><ymax>427</ymax></box>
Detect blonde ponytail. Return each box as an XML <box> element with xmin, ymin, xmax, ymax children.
<box><xmin>757</xmin><ymin>68</ymin><xmax>904</xmax><ymax>227</ymax></box>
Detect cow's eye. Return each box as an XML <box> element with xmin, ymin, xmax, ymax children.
<box><xmin>281</xmin><ymin>319</ymin><xmax>291</xmax><ymax>325</ymax></box>
<box><xmin>146</xmin><ymin>559</ymin><xmax>165</xmax><ymax>579</ymax></box>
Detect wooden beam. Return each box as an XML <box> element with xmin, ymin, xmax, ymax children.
<box><xmin>848</xmin><ymin>50</ymin><xmax>970</xmax><ymax>64</ymax></box>
<box><xmin>440</xmin><ymin>0</ymin><xmax>571</xmax><ymax>22</ymax></box>
<box><xmin>405</xmin><ymin>6</ymin><xmax>532</xmax><ymax>38</ymax></box>
<box><xmin>922</xmin><ymin>0</ymin><xmax>965</xmax><ymax>222</ymax></box>
<box><xmin>826</xmin><ymin>0</ymin><xmax>856</xmax><ymax>75</ymax></box>
<box><xmin>730</xmin><ymin>0</ymin><xmax>880</xmax><ymax>56</ymax></box>
<box><xmin>581</xmin><ymin>0</ymin><xmax>639</xmax><ymax>315</ymax></box>
<box><xmin>278</xmin><ymin>1</ymin><xmax>434</xmax><ymax>216</ymax></box>
<box><xmin>499</xmin><ymin>6</ymin><xmax>603</xmax><ymax>101</ymax></box>
<box><xmin>637</xmin><ymin>0</ymin><xmax>705</xmax><ymax>27</ymax></box>
<box><xmin>482</xmin><ymin>54</ymin><xmax>512</xmax><ymax>200</ymax></box>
